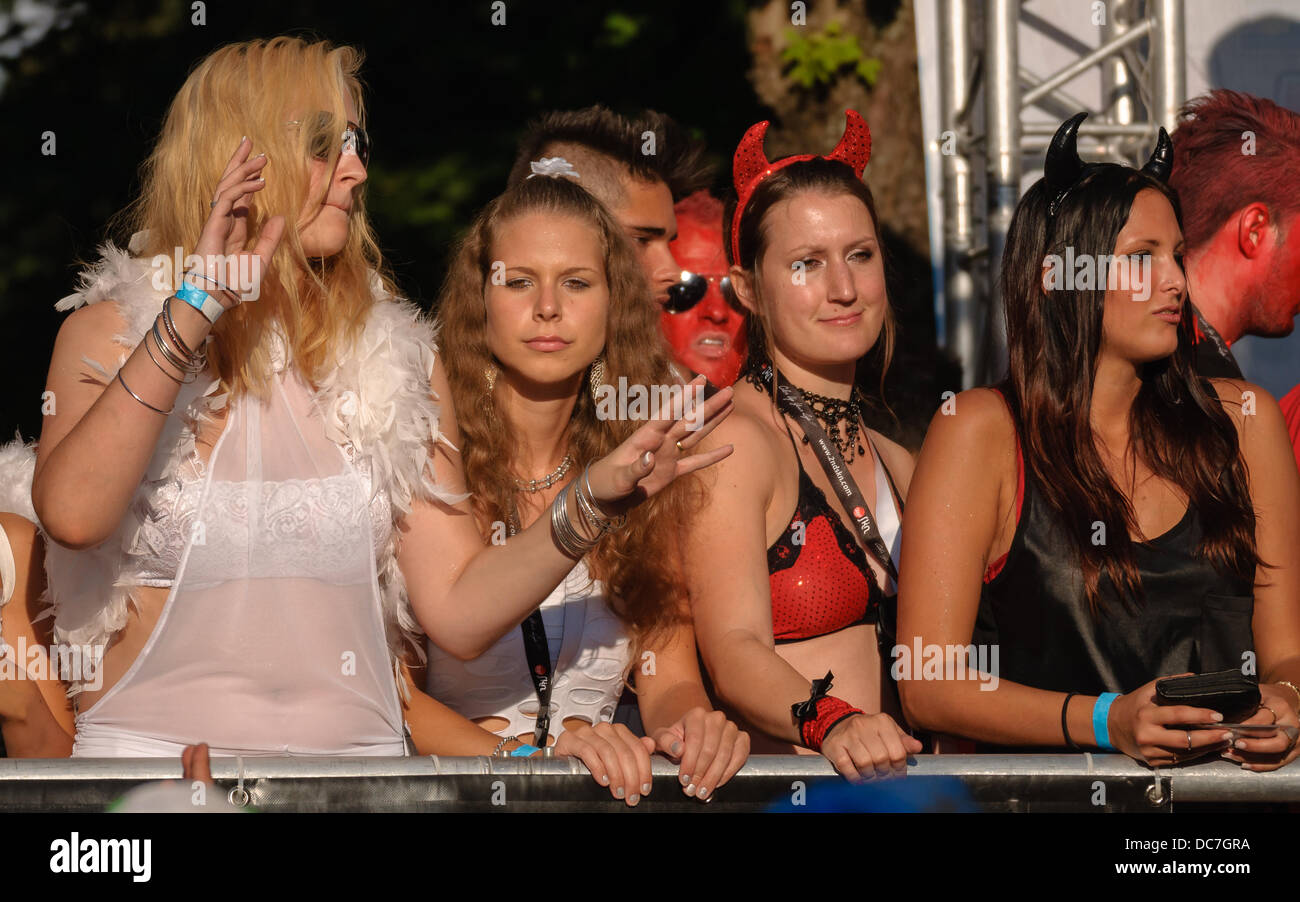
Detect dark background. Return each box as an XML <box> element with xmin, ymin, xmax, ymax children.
<box><xmin>0</xmin><ymin>0</ymin><xmax>952</xmax><ymax>450</ymax></box>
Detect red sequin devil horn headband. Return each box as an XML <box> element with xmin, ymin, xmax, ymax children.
<box><xmin>729</xmin><ymin>109</ymin><xmax>873</xmax><ymax>264</ymax></box>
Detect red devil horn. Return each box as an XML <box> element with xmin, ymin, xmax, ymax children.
<box><xmin>826</xmin><ymin>109</ymin><xmax>872</xmax><ymax>177</ymax></box>
<box><xmin>732</xmin><ymin>119</ymin><xmax>773</xmax><ymax>195</ymax></box>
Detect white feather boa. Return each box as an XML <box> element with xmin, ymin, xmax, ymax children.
<box><xmin>4</xmin><ymin>242</ymin><xmax>466</xmax><ymax>695</ymax></box>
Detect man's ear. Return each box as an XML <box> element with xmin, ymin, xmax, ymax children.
<box><xmin>729</xmin><ymin>265</ymin><xmax>759</xmax><ymax>315</ymax></box>
<box><xmin>1237</xmin><ymin>203</ymin><xmax>1271</xmax><ymax>259</ymax></box>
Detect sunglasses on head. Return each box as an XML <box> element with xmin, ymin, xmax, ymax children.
<box><xmin>664</xmin><ymin>271</ymin><xmax>743</xmax><ymax>314</ymax></box>
<box><xmin>288</xmin><ymin>112</ymin><xmax>371</xmax><ymax>168</ymax></box>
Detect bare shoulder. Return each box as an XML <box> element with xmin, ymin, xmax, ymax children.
<box><xmin>1206</xmin><ymin>378</ymin><xmax>1293</xmax><ymax>488</ymax></box>
<box><xmin>1206</xmin><ymin>377</ymin><xmax>1283</xmax><ymax>431</ymax></box>
<box><xmin>920</xmin><ymin>386</ymin><xmax>1018</xmax><ymax>452</ymax></box>
<box><xmin>51</xmin><ymin>301</ymin><xmax>128</xmax><ymax>366</ymax></box>
<box><xmin>695</xmin><ymin>386</ymin><xmax>786</xmax><ymax>512</ymax></box>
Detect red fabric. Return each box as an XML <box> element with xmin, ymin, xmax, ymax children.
<box><xmin>984</xmin><ymin>390</ymin><xmax>1025</xmax><ymax>584</ymax></box>
<box><xmin>1281</xmin><ymin>383</ymin><xmax>1300</xmax><ymax>476</ymax></box>
<box><xmin>769</xmin><ymin>508</ymin><xmax>880</xmax><ymax>642</ymax></box>
<box><xmin>799</xmin><ymin>696</ymin><xmax>864</xmax><ymax>751</ymax></box>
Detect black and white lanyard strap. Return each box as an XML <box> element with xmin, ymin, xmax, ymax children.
<box><xmin>771</xmin><ymin>372</ymin><xmax>899</xmax><ymax>585</ymax></box>
<box><xmin>507</xmin><ymin>506</ymin><xmax>557</xmax><ymax>748</ymax></box>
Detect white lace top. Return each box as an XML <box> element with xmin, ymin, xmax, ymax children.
<box><xmin>130</xmin><ymin>446</ymin><xmax>392</xmax><ymax>589</ymax></box>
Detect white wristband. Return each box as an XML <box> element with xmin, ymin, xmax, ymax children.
<box><xmin>178</xmin><ymin>280</ymin><xmax>226</xmax><ymax>324</ymax></box>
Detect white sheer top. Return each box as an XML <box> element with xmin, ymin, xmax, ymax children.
<box><xmin>72</xmin><ymin>356</ymin><xmax>407</xmax><ymax>757</ymax></box>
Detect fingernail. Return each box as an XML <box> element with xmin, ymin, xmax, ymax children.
<box><xmin>1212</xmin><ymin>712</ymin><xmax>1224</xmax><ymax>721</ymax></box>
<box><xmin>614</xmin><ymin>786</ymin><xmax>625</xmax><ymax>799</ymax></box>
<box><xmin>1235</xmin><ymin>740</ymin><xmax>1246</xmax><ymax>749</ymax></box>
<box><xmin>241</xmin><ymin>135</ymin><xmax>247</xmax><ymax>142</ymax></box>
<box><xmin>1221</xmin><ymin>732</ymin><xmax>1234</xmax><ymax>742</ymax></box>
<box><xmin>641</xmin><ymin>782</ymin><xmax>652</xmax><ymax>795</ymax></box>
<box><xmin>254</xmin><ymin>152</ymin><xmax>266</xmax><ymax>159</ymax></box>
<box><xmin>627</xmin><ymin>794</ymin><xmax>639</xmax><ymax>806</ymax></box>
<box><xmin>256</xmin><ymin>177</ymin><xmax>265</xmax><ymax>183</ymax></box>
<box><xmin>684</xmin><ymin>783</ymin><xmax>696</xmax><ymax>797</ymax></box>
<box><xmin>641</xmin><ymin>451</ymin><xmax>653</xmax><ymax>467</ymax></box>
<box><xmin>696</xmin><ymin>786</ymin><xmax>709</xmax><ymax>799</ymax></box>
<box><xmin>599</xmin><ymin>774</ymin><xmax>610</xmax><ymax>786</ymax></box>
<box><xmin>670</xmin><ymin>741</ymin><xmax>682</xmax><ymax>756</ymax></box>
<box><xmin>679</xmin><ymin>773</ymin><xmax>691</xmax><ymax>786</ymax></box>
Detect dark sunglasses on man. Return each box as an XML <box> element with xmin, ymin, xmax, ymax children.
<box><xmin>664</xmin><ymin>271</ymin><xmax>745</xmax><ymax>314</ymax></box>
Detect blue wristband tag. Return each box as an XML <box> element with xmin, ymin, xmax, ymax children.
<box><xmin>1093</xmin><ymin>692</ymin><xmax>1120</xmax><ymax>750</ymax></box>
<box><xmin>509</xmin><ymin>744</ymin><xmax>541</xmax><ymax>758</ymax></box>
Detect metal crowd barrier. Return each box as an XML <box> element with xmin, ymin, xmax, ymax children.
<box><xmin>3</xmin><ymin>754</ymin><xmax>1298</xmax><ymax>812</ymax></box>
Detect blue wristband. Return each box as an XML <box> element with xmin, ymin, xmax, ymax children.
<box><xmin>1092</xmin><ymin>692</ymin><xmax>1120</xmax><ymax>750</ymax></box>
<box><xmin>175</xmin><ymin>280</ymin><xmax>225</xmax><ymax>325</ymax></box>
<box><xmin>509</xmin><ymin>744</ymin><xmax>541</xmax><ymax>758</ymax></box>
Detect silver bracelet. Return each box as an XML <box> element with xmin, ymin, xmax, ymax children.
<box><xmin>142</xmin><ymin>329</ymin><xmax>190</xmax><ymax>384</ymax></box>
<box><xmin>550</xmin><ymin>483</ymin><xmax>599</xmax><ymax>558</ymax></box>
<box><xmin>184</xmin><ymin>268</ymin><xmax>239</xmax><ymax>299</ymax></box>
<box><xmin>152</xmin><ymin>316</ymin><xmax>206</xmax><ymax>375</ymax></box>
<box><xmin>490</xmin><ymin>736</ymin><xmax>512</xmax><ymax>757</ymax></box>
<box><xmin>116</xmin><ymin>369</ymin><xmax>173</xmax><ymax>416</ymax></box>
<box><xmin>581</xmin><ymin>464</ymin><xmax>627</xmax><ymax>530</ymax></box>
<box><xmin>161</xmin><ymin>296</ymin><xmax>207</xmax><ymax>363</ymax></box>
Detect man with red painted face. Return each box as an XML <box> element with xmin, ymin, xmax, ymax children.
<box><xmin>664</xmin><ymin>191</ymin><xmax>748</xmax><ymax>386</ymax></box>
<box><xmin>507</xmin><ymin>106</ymin><xmax>712</xmax><ymax>310</ymax></box>
<box><xmin>1169</xmin><ymin>91</ymin><xmax>1300</xmax><ymax>469</ymax></box>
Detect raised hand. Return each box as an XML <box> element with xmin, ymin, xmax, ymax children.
<box><xmin>192</xmin><ymin>137</ymin><xmax>286</xmax><ymax>307</ymax></box>
<box><xmin>585</xmin><ymin>375</ymin><xmax>735</xmax><ymax>511</ymax></box>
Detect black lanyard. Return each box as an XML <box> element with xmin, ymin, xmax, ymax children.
<box><xmin>508</xmin><ymin>506</ymin><xmax>556</xmax><ymax>748</ymax></box>
<box><xmin>758</xmin><ymin>366</ymin><xmax>898</xmax><ymax>584</ymax></box>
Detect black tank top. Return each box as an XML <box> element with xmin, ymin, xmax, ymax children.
<box><xmin>974</xmin><ymin>457</ymin><xmax>1255</xmax><ymax>696</ymax></box>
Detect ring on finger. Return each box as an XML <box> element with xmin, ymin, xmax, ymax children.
<box><xmin>1261</xmin><ymin>704</ymin><xmax>1279</xmax><ymax>724</ymax></box>
<box><xmin>1186</xmin><ymin>730</ymin><xmax>1192</xmax><ymax>751</ymax></box>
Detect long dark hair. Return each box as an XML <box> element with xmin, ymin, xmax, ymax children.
<box><xmin>726</xmin><ymin>156</ymin><xmax>896</xmax><ymax>411</ymax></box>
<box><xmin>1001</xmin><ymin>164</ymin><xmax>1259</xmax><ymax>611</ymax></box>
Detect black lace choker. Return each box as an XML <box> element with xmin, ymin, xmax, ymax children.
<box><xmin>745</xmin><ymin>364</ymin><xmax>867</xmax><ymax>462</ymax></box>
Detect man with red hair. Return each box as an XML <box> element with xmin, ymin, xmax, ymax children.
<box><xmin>1169</xmin><ymin>90</ymin><xmax>1300</xmax><ymax>468</ymax></box>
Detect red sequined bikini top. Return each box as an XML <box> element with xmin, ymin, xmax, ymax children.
<box><xmin>767</xmin><ymin>447</ymin><xmax>891</xmax><ymax>643</ymax></box>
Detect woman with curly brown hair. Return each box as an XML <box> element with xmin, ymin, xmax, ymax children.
<box><xmin>428</xmin><ymin>167</ymin><xmax>750</xmax><ymax>805</ymax></box>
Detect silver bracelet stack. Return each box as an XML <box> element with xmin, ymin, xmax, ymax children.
<box><xmin>149</xmin><ymin>296</ymin><xmax>209</xmax><ymax>380</ymax></box>
<box><xmin>550</xmin><ymin>482</ymin><xmax>598</xmax><ymax>558</ymax></box>
<box><xmin>548</xmin><ymin>465</ymin><xmax>628</xmax><ymax>558</ymax></box>
<box><xmin>576</xmin><ymin>464</ymin><xmax>626</xmax><ymax>533</ymax></box>
<box><xmin>120</xmin><ymin>294</ymin><xmax>210</xmax><ymax>417</ymax></box>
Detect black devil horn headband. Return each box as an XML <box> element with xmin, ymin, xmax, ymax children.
<box><xmin>1045</xmin><ymin>111</ymin><xmax>1174</xmax><ymax>217</ymax></box>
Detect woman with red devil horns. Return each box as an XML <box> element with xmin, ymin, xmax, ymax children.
<box><xmin>683</xmin><ymin>110</ymin><xmax>924</xmax><ymax>781</ymax></box>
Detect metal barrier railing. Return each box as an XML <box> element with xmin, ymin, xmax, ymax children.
<box><xmin>2</xmin><ymin>754</ymin><xmax>1297</xmax><ymax>812</ymax></box>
